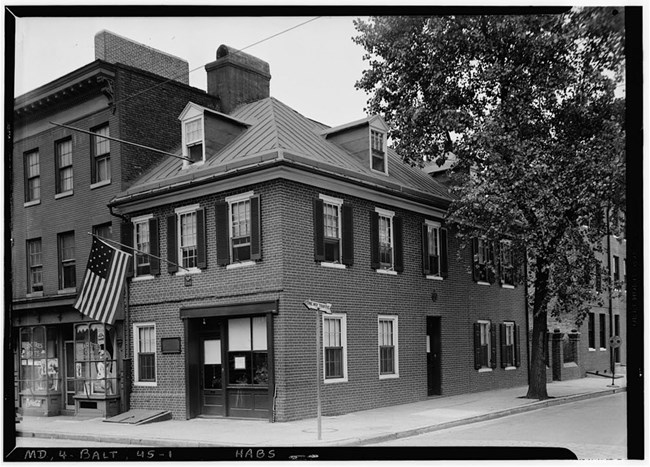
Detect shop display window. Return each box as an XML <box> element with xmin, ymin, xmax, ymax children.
<box><xmin>20</xmin><ymin>326</ymin><xmax>59</xmax><ymax>394</ymax></box>
<box><xmin>227</xmin><ymin>316</ymin><xmax>268</xmax><ymax>386</ymax></box>
<box><xmin>74</xmin><ymin>323</ymin><xmax>117</xmax><ymax>397</ymax></box>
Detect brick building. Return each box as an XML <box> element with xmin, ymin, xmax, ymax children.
<box><xmin>11</xmin><ymin>31</ymin><xmax>218</xmax><ymax>417</ymax></box>
<box><xmin>107</xmin><ymin>44</ymin><xmax>529</xmax><ymax>422</ymax></box>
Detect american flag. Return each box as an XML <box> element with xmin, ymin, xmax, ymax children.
<box><xmin>74</xmin><ymin>236</ymin><xmax>131</xmax><ymax>324</ymax></box>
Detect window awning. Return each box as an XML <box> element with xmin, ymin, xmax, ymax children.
<box><xmin>179</xmin><ymin>300</ymin><xmax>278</xmax><ymax>319</ymax></box>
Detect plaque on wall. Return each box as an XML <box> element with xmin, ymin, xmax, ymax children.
<box><xmin>161</xmin><ymin>337</ymin><xmax>181</xmax><ymax>354</ymax></box>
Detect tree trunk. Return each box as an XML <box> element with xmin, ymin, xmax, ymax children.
<box><xmin>526</xmin><ymin>258</ymin><xmax>550</xmax><ymax>400</ymax></box>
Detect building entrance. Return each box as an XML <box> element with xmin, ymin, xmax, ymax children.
<box><xmin>427</xmin><ymin>316</ymin><xmax>441</xmax><ymax>396</ymax></box>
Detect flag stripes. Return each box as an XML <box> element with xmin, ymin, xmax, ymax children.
<box><xmin>74</xmin><ymin>237</ymin><xmax>131</xmax><ymax>325</ymax></box>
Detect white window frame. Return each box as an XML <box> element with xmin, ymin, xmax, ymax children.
<box><xmin>478</xmin><ymin>320</ymin><xmax>492</xmax><ymax>372</ymax></box>
<box><xmin>378</xmin><ymin>315</ymin><xmax>399</xmax><ymax>379</ymax></box>
<box><xmin>27</xmin><ymin>238</ymin><xmax>43</xmax><ymax>296</ymax></box>
<box><xmin>132</xmin><ymin>214</ymin><xmax>154</xmax><ymax>279</ymax></box>
<box><xmin>322</xmin><ymin>313</ymin><xmax>348</xmax><ymax>384</ymax></box>
<box><xmin>503</xmin><ymin>321</ymin><xmax>516</xmax><ymax>370</ymax></box>
<box><xmin>225</xmin><ymin>191</ymin><xmax>256</xmax><ymax>269</ymax></box>
<box><xmin>24</xmin><ymin>149</ymin><xmax>41</xmax><ymax>206</ymax></box>
<box><xmin>425</xmin><ymin>219</ymin><xmax>443</xmax><ymax>280</ymax></box>
<box><xmin>182</xmin><ymin>116</ymin><xmax>205</xmax><ymax>167</ymax></box>
<box><xmin>91</xmin><ymin>124</ymin><xmax>111</xmax><ymax>186</ymax></box>
<box><xmin>133</xmin><ymin>322</ymin><xmax>157</xmax><ymax>386</ymax></box>
<box><xmin>55</xmin><ymin>138</ymin><xmax>74</xmax><ymax>197</ymax></box>
<box><xmin>369</xmin><ymin>129</ymin><xmax>388</xmax><ymax>175</ymax></box>
<box><xmin>175</xmin><ymin>204</ymin><xmax>201</xmax><ymax>275</ymax></box>
<box><xmin>319</xmin><ymin>194</ymin><xmax>344</xmax><ymax>268</ymax></box>
<box><xmin>376</xmin><ymin>207</ymin><xmax>395</xmax><ymax>274</ymax></box>
<box><xmin>500</xmin><ymin>239</ymin><xmax>515</xmax><ymax>288</ymax></box>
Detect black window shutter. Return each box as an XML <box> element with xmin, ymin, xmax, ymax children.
<box><xmin>167</xmin><ymin>215</ymin><xmax>178</xmax><ymax>274</ymax></box>
<box><xmin>514</xmin><ymin>325</ymin><xmax>521</xmax><ymax>368</ymax></box>
<box><xmin>440</xmin><ymin>227</ymin><xmax>449</xmax><ymax>278</ymax></box>
<box><xmin>422</xmin><ymin>224</ymin><xmax>430</xmax><ymax>275</ymax></box>
<box><xmin>341</xmin><ymin>204</ymin><xmax>354</xmax><ymax>266</ymax></box>
<box><xmin>500</xmin><ymin>323</ymin><xmax>507</xmax><ymax>368</ymax></box>
<box><xmin>490</xmin><ymin>323</ymin><xmax>497</xmax><ymax>369</ymax></box>
<box><xmin>471</xmin><ymin>237</ymin><xmax>479</xmax><ymax>281</ymax></box>
<box><xmin>393</xmin><ymin>216</ymin><xmax>404</xmax><ymax>273</ymax></box>
<box><xmin>370</xmin><ymin>211</ymin><xmax>380</xmax><ymax>269</ymax></box>
<box><xmin>313</xmin><ymin>198</ymin><xmax>325</xmax><ymax>262</ymax></box>
<box><xmin>250</xmin><ymin>195</ymin><xmax>262</xmax><ymax>261</ymax></box>
<box><xmin>215</xmin><ymin>202</ymin><xmax>230</xmax><ymax>266</ymax></box>
<box><xmin>196</xmin><ymin>208</ymin><xmax>207</xmax><ymax>269</ymax></box>
<box><xmin>121</xmin><ymin>222</ymin><xmax>134</xmax><ymax>278</ymax></box>
<box><xmin>149</xmin><ymin>218</ymin><xmax>160</xmax><ymax>275</ymax></box>
<box><xmin>473</xmin><ymin>323</ymin><xmax>482</xmax><ymax>370</ymax></box>
<box><xmin>90</xmin><ymin>135</ymin><xmax>96</xmax><ymax>184</ymax></box>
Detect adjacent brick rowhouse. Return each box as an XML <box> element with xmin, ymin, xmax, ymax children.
<box><xmin>126</xmin><ymin>179</ymin><xmax>528</xmax><ymax>422</ymax></box>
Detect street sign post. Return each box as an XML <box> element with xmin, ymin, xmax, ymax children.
<box><xmin>303</xmin><ymin>300</ymin><xmax>332</xmax><ymax>441</ymax></box>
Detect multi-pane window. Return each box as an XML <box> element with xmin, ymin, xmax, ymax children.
<box><xmin>134</xmin><ymin>324</ymin><xmax>156</xmax><ymax>384</ymax></box>
<box><xmin>599</xmin><ymin>313</ymin><xmax>607</xmax><ymax>349</ymax></box>
<box><xmin>27</xmin><ymin>238</ymin><xmax>43</xmax><ymax>293</ymax></box>
<box><xmin>588</xmin><ymin>312</ymin><xmax>595</xmax><ymax>349</ymax></box>
<box><xmin>478</xmin><ymin>321</ymin><xmax>491</xmax><ymax>369</ymax></box>
<box><xmin>92</xmin><ymin>125</ymin><xmax>111</xmax><ymax>183</ymax></box>
<box><xmin>231</xmin><ymin>199</ymin><xmax>251</xmax><ymax>262</ymax></box>
<box><xmin>378</xmin><ymin>214</ymin><xmax>393</xmax><ymax>269</ymax></box>
<box><xmin>227</xmin><ymin>316</ymin><xmax>268</xmax><ymax>386</ymax></box>
<box><xmin>472</xmin><ymin>238</ymin><xmax>493</xmax><ymax>283</ymax></box>
<box><xmin>323</xmin><ymin>202</ymin><xmax>341</xmax><ymax>263</ymax></box>
<box><xmin>371</xmin><ymin>130</ymin><xmax>386</xmax><ymax>172</ymax></box>
<box><xmin>20</xmin><ymin>326</ymin><xmax>58</xmax><ymax>394</ymax></box>
<box><xmin>378</xmin><ymin>316</ymin><xmax>398</xmax><ymax>377</ymax></box>
<box><xmin>93</xmin><ymin>223</ymin><xmax>112</xmax><ymax>241</ymax></box>
<box><xmin>24</xmin><ymin>150</ymin><xmax>40</xmax><ymax>202</ymax></box>
<box><xmin>56</xmin><ymin>138</ymin><xmax>73</xmax><ymax>193</ymax></box>
<box><xmin>134</xmin><ymin>219</ymin><xmax>151</xmax><ymax>276</ymax></box>
<box><xmin>502</xmin><ymin>322</ymin><xmax>515</xmax><ymax>367</ymax></box>
<box><xmin>58</xmin><ymin>232</ymin><xmax>75</xmax><ymax>290</ymax></box>
<box><xmin>75</xmin><ymin>323</ymin><xmax>117</xmax><ymax>395</ymax></box>
<box><xmin>184</xmin><ymin>118</ymin><xmax>203</xmax><ymax>163</ymax></box>
<box><xmin>179</xmin><ymin>211</ymin><xmax>198</xmax><ymax>269</ymax></box>
<box><xmin>323</xmin><ymin>315</ymin><xmax>347</xmax><ymax>381</ymax></box>
<box><xmin>613</xmin><ymin>255</ymin><xmax>620</xmax><ymax>282</ymax></box>
<box><xmin>500</xmin><ymin>240</ymin><xmax>515</xmax><ymax>285</ymax></box>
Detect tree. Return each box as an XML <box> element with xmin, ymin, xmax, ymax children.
<box><xmin>354</xmin><ymin>9</ymin><xmax>625</xmax><ymax>399</ymax></box>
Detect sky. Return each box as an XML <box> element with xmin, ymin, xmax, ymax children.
<box><xmin>12</xmin><ymin>15</ymin><xmax>372</xmax><ymax>127</ymax></box>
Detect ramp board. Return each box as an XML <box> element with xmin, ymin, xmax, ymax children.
<box><xmin>104</xmin><ymin>409</ymin><xmax>172</xmax><ymax>425</ymax></box>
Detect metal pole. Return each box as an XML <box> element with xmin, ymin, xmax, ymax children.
<box><xmin>316</xmin><ymin>310</ymin><xmax>322</xmax><ymax>441</ymax></box>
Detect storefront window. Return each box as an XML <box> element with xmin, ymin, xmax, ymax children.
<box><xmin>228</xmin><ymin>316</ymin><xmax>268</xmax><ymax>386</ymax></box>
<box><xmin>74</xmin><ymin>323</ymin><xmax>117</xmax><ymax>397</ymax></box>
<box><xmin>20</xmin><ymin>326</ymin><xmax>58</xmax><ymax>394</ymax></box>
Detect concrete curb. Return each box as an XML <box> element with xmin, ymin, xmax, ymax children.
<box><xmin>16</xmin><ymin>387</ymin><xmax>626</xmax><ymax>448</ymax></box>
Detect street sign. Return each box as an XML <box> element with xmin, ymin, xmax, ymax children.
<box><xmin>609</xmin><ymin>335</ymin><xmax>622</xmax><ymax>349</ymax></box>
<box><xmin>303</xmin><ymin>300</ymin><xmax>332</xmax><ymax>314</ymax></box>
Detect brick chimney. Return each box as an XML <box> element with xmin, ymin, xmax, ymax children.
<box><xmin>205</xmin><ymin>45</ymin><xmax>271</xmax><ymax>114</ymax></box>
<box><xmin>95</xmin><ymin>30</ymin><xmax>190</xmax><ymax>85</ymax></box>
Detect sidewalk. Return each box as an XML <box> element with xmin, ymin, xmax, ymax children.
<box><xmin>14</xmin><ymin>375</ymin><xmax>626</xmax><ymax>447</ymax></box>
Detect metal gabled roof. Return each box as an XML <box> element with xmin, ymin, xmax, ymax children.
<box><xmin>117</xmin><ymin>97</ymin><xmax>451</xmax><ymax>204</ymax></box>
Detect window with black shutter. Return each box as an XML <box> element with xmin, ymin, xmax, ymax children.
<box><xmin>217</xmin><ymin>192</ymin><xmax>262</xmax><ymax>266</ymax></box>
<box><xmin>472</xmin><ymin>238</ymin><xmax>493</xmax><ymax>284</ymax></box>
<box><xmin>314</xmin><ymin>195</ymin><xmax>353</xmax><ymax>267</ymax></box>
<box><xmin>474</xmin><ymin>321</ymin><xmax>493</xmax><ymax>370</ymax></box>
<box><xmin>373</xmin><ymin>207</ymin><xmax>401</xmax><ymax>273</ymax></box>
<box><xmin>423</xmin><ymin>221</ymin><xmax>448</xmax><ymax>278</ymax></box>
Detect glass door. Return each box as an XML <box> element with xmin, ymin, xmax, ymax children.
<box><xmin>201</xmin><ymin>337</ymin><xmax>224</xmax><ymax>416</ymax></box>
<box><xmin>64</xmin><ymin>341</ymin><xmax>76</xmax><ymax>409</ymax></box>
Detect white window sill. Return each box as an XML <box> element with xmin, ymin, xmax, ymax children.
<box><xmin>58</xmin><ymin>288</ymin><xmax>77</xmax><ymax>295</ymax></box>
<box><xmin>478</xmin><ymin>368</ymin><xmax>493</xmax><ymax>373</ymax></box>
<box><xmin>55</xmin><ymin>190</ymin><xmax>73</xmax><ymax>199</ymax></box>
<box><xmin>477</xmin><ymin>281</ymin><xmax>491</xmax><ymax>286</ymax></box>
<box><xmin>588</xmin><ymin>348</ymin><xmax>596</xmax><ymax>352</ymax></box>
<box><xmin>132</xmin><ymin>275</ymin><xmax>155</xmax><ymax>282</ymax></box>
<box><xmin>24</xmin><ymin>200</ymin><xmax>41</xmax><ymax>207</ymax></box>
<box><xmin>226</xmin><ymin>260</ymin><xmax>256</xmax><ymax>270</ymax></box>
<box><xmin>182</xmin><ymin>160</ymin><xmax>205</xmax><ymax>170</ymax></box>
<box><xmin>379</xmin><ymin>373</ymin><xmax>399</xmax><ymax>380</ymax></box>
<box><xmin>370</xmin><ymin>168</ymin><xmax>389</xmax><ymax>176</ymax></box>
<box><xmin>505</xmin><ymin>366</ymin><xmax>517</xmax><ymax>371</ymax></box>
<box><xmin>501</xmin><ymin>284</ymin><xmax>515</xmax><ymax>289</ymax></box>
<box><xmin>90</xmin><ymin>179</ymin><xmax>111</xmax><ymax>190</ymax></box>
<box><xmin>175</xmin><ymin>267</ymin><xmax>201</xmax><ymax>276</ymax></box>
<box><xmin>426</xmin><ymin>275</ymin><xmax>443</xmax><ymax>281</ymax></box>
<box><xmin>321</xmin><ymin>262</ymin><xmax>346</xmax><ymax>270</ymax></box>
<box><xmin>133</xmin><ymin>382</ymin><xmax>157</xmax><ymax>387</ymax></box>
<box><xmin>26</xmin><ymin>291</ymin><xmax>44</xmax><ymax>298</ymax></box>
<box><xmin>376</xmin><ymin>269</ymin><xmax>397</xmax><ymax>276</ymax></box>
<box><xmin>599</xmin><ymin>347</ymin><xmax>607</xmax><ymax>351</ymax></box>
<box><xmin>324</xmin><ymin>377</ymin><xmax>348</xmax><ymax>384</ymax></box>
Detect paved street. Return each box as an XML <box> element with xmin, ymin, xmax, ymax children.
<box><xmin>14</xmin><ymin>437</ymin><xmax>138</xmax><ymax>448</ymax></box>
<box><xmin>371</xmin><ymin>392</ymin><xmax>627</xmax><ymax>460</ymax></box>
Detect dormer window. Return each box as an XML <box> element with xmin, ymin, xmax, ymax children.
<box><xmin>371</xmin><ymin>130</ymin><xmax>386</xmax><ymax>173</ymax></box>
<box><xmin>184</xmin><ymin>118</ymin><xmax>204</xmax><ymax>163</ymax></box>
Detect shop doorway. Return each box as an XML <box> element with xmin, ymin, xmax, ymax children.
<box><xmin>427</xmin><ymin>316</ymin><xmax>441</xmax><ymax>396</ymax></box>
<box><xmin>64</xmin><ymin>341</ymin><xmax>76</xmax><ymax>411</ymax></box>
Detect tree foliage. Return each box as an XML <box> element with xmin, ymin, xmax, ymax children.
<box><xmin>354</xmin><ymin>9</ymin><xmax>625</xmax><ymax>398</ymax></box>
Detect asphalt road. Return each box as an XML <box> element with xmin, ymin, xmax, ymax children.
<box><xmin>370</xmin><ymin>392</ymin><xmax>627</xmax><ymax>460</ymax></box>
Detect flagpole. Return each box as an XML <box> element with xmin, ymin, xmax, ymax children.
<box><xmin>87</xmin><ymin>232</ymin><xmax>191</xmax><ymax>272</ymax></box>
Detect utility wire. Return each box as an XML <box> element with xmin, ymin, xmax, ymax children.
<box><xmin>108</xmin><ymin>16</ymin><xmax>322</xmax><ymax>109</ymax></box>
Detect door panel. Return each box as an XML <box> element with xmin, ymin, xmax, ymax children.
<box><xmin>64</xmin><ymin>341</ymin><xmax>76</xmax><ymax>409</ymax></box>
<box><xmin>427</xmin><ymin>317</ymin><xmax>441</xmax><ymax>396</ymax></box>
<box><xmin>201</xmin><ymin>337</ymin><xmax>224</xmax><ymax>416</ymax></box>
